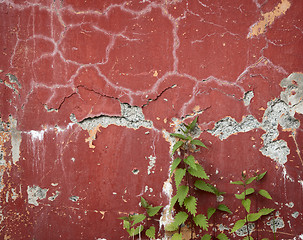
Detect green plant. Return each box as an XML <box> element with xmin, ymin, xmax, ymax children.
<box><xmin>230</xmin><ymin>171</ymin><xmax>275</xmax><ymax>240</ymax></box>
<box><xmin>166</xmin><ymin>117</ymin><xmax>231</xmax><ymax>240</ymax></box>
<box><xmin>119</xmin><ymin>197</ymin><xmax>162</xmax><ymax>239</ymax></box>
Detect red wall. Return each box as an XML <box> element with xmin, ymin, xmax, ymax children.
<box><xmin>0</xmin><ymin>0</ymin><xmax>302</xmax><ymax>239</ymax></box>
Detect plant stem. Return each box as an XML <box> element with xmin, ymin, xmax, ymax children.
<box><xmin>243</xmin><ymin>184</ymin><xmax>251</xmax><ymax>238</ymax></box>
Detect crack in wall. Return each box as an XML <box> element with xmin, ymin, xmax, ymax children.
<box><xmin>70</xmin><ymin>102</ymin><xmax>153</xmax><ymax>148</ymax></box>
<box><xmin>209</xmin><ymin>73</ymin><xmax>302</xmax><ymax>165</ymax></box>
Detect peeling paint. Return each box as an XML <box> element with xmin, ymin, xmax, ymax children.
<box><xmin>235</xmin><ymin>223</ymin><xmax>255</xmax><ymax>237</ymax></box>
<box><xmin>27</xmin><ymin>185</ymin><xmax>48</xmax><ymax>206</ymax></box>
<box><xmin>147</xmin><ymin>155</ymin><xmax>156</xmax><ymax>175</ymax></box>
<box><xmin>247</xmin><ymin>0</ymin><xmax>291</xmax><ymax>38</ymax></box>
<box><xmin>69</xmin><ymin>196</ymin><xmax>80</xmax><ymax>202</ymax></box>
<box><xmin>48</xmin><ymin>191</ymin><xmax>60</xmax><ymax>201</ymax></box>
<box><xmin>243</xmin><ymin>91</ymin><xmax>254</xmax><ymax>106</ymax></box>
<box><xmin>266</xmin><ymin>217</ymin><xmax>285</xmax><ymax>232</ymax></box>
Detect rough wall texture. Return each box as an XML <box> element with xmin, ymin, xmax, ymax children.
<box><xmin>0</xmin><ymin>0</ymin><xmax>303</xmax><ymax>239</ymax></box>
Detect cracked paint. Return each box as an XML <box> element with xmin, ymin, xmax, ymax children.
<box><xmin>0</xmin><ymin>0</ymin><xmax>302</xmax><ymax>239</ymax></box>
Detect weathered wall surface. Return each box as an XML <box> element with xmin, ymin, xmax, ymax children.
<box><xmin>0</xmin><ymin>0</ymin><xmax>302</xmax><ymax>239</ymax></box>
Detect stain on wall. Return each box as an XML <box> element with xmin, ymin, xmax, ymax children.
<box><xmin>0</xmin><ymin>0</ymin><xmax>302</xmax><ymax>239</ymax></box>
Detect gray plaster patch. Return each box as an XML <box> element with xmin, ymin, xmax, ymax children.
<box><xmin>266</xmin><ymin>217</ymin><xmax>285</xmax><ymax>233</ymax></box>
<box><xmin>9</xmin><ymin>116</ymin><xmax>21</xmax><ymax>165</ymax></box>
<box><xmin>71</xmin><ymin>103</ymin><xmax>153</xmax><ymax>130</ymax></box>
<box><xmin>243</xmin><ymin>91</ymin><xmax>254</xmax><ymax>106</ymax></box>
<box><xmin>147</xmin><ymin>155</ymin><xmax>156</xmax><ymax>175</ymax></box>
<box><xmin>48</xmin><ymin>190</ymin><xmax>60</xmax><ymax>201</ymax></box>
<box><xmin>27</xmin><ymin>185</ymin><xmax>48</xmax><ymax>206</ymax></box>
<box><xmin>280</xmin><ymin>72</ymin><xmax>303</xmax><ymax>115</ymax></box>
<box><xmin>6</xmin><ymin>73</ymin><xmax>22</xmax><ymax>89</ymax></box>
<box><xmin>285</xmin><ymin>202</ymin><xmax>294</xmax><ymax>208</ymax></box>
<box><xmin>208</xmin><ymin>115</ymin><xmax>260</xmax><ymax>140</ymax></box>
<box><xmin>235</xmin><ymin>222</ymin><xmax>255</xmax><ymax>237</ymax></box>
<box><xmin>260</xmin><ymin>140</ymin><xmax>290</xmax><ymax>164</ymax></box>
<box><xmin>292</xmin><ymin>211</ymin><xmax>299</xmax><ymax>218</ymax></box>
<box><xmin>69</xmin><ymin>196</ymin><xmax>79</xmax><ymax>202</ymax></box>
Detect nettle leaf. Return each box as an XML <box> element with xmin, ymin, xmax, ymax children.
<box><xmin>245</xmin><ymin>176</ymin><xmax>256</xmax><ymax>185</ymax></box>
<box><xmin>177</xmin><ymin>185</ymin><xmax>189</xmax><ymax>206</ymax></box>
<box><xmin>170</xmin><ymin>133</ymin><xmax>188</xmax><ymax>140</ymax></box>
<box><xmin>170</xmin><ymin>158</ymin><xmax>182</xmax><ymax>176</ymax></box>
<box><xmin>188</xmin><ymin>164</ymin><xmax>209</xmax><ymax>180</ymax></box>
<box><xmin>191</xmin><ymin>139</ymin><xmax>207</xmax><ymax>149</ymax></box>
<box><xmin>193</xmin><ymin>214</ymin><xmax>208</xmax><ymax>230</ymax></box>
<box><xmin>170</xmin><ymin>195</ymin><xmax>178</xmax><ymax>210</ymax></box>
<box><xmin>257</xmin><ymin>171</ymin><xmax>267</xmax><ymax>181</ymax></box>
<box><xmin>194</xmin><ymin>180</ymin><xmax>215</xmax><ymax>194</ymax></box>
<box><xmin>258</xmin><ymin>189</ymin><xmax>272</xmax><ymax>200</ymax></box>
<box><xmin>145</xmin><ymin>226</ymin><xmax>155</xmax><ymax>239</ymax></box>
<box><xmin>132</xmin><ymin>214</ymin><xmax>146</xmax><ymax>226</ymax></box>
<box><xmin>123</xmin><ymin>220</ymin><xmax>131</xmax><ymax>229</ymax></box>
<box><xmin>147</xmin><ymin>206</ymin><xmax>163</xmax><ymax>217</ymax></box>
<box><xmin>231</xmin><ymin>219</ymin><xmax>246</xmax><ymax>233</ymax></box>
<box><xmin>172</xmin><ymin>141</ymin><xmax>184</xmax><ymax>154</ymax></box>
<box><xmin>247</xmin><ymin>213</ymin><xmax>262</xmax><ymax>222</ymax></box>
<box><xmin>184</xmin><ymin>196</ymin><xmax>197</xmax><ymax>216</ymax></box>
<box><xmin>242</xmin><ymin>199</ymin><xmax>251</xmax><ymax>213</ymax></box>
<box><xmin>164</xmin><ymin>222</ymin><xmax>178</xmax><ymax>232</ymax></box>
<box><xmin>217</xmin><ymin>233</ymin><xmax>230</xmax><ymax>240</ymax></box>
<box><xmin>127</xmin><ymin>225</ymin><xmax>144</xmax><ymax>236</ymax></box>
<box><xmin>119</xmin><ymin>216</ymin><xmax>131</xmax><ymax>221</ymax></box>
<box><xmin>235</xmin><ymin>188</ymin><xmax>255</xmax><ymax>200</ymax></box>
<box><xmin>207</xmin><ymin>207</ymin><xmax>216</xmax><ymax>219</ymax></box>
<box><xmin>174</xmin><ymin>211</ymin><xmax>188</xmax><ymax>226</ymax></box>
<box><xmin>201</xmin><ymin>234</ymin><xmax>212</xmax><ymax>240</ymax></box>
<box><xmin>184</xmin><ymin>155</ymin><xmax>197</xmax><ymax>170</ymax></box>
<box><xmin>172</xmin><ymin>233</ymin><xmax>182</xmax><ymax>240</ymax></box>
<box><xmin>235</xmin><ymin>192</ymin><xmax>245</xmax><ymax>200</ymax></box>
<box><xmin>175</xmin><ymin>168</ymin><xmax>186</xmax><ymax>187</ymax></box>
<box><xmin>189</xmin><ymin>116</ymin><xmax>198</xmax><ymax>130</ymax></box>
<box><xmin>140</xmin><ymin>197</ymin><xmax>149</xmax><ymax>209</ymax></box>
<box><xmin>217</xmin><ymin>204</ymin><xmax>232</xmax><ymax>214</ymax></box>
<box><xmin>230</xmin><ymin>181</ymin><xmax>244</xmax><ymax>185</ymax></box>
<box><xmin>259</xmin><ymin>208</ymin><xmax>275</xmax><ymax>216</ymax></box>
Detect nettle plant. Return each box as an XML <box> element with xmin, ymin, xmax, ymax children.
<box><xmin>120</xmin><ymin>197</ymin><xmax>163</xmax><ymax>239</ymax></box>
<box><xmin>230</xmin><ymin>171</ymin><xmax>275</xmax><ymax>240</ymax></box>
<box><xmin>165</xmin><ymin>117</ymin><xmax>232</xmax><ymax>240</ymax></box>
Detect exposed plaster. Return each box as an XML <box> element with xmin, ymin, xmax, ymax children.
<box><xmin>235</xmin><ymin>223</ymin><xmax>255</xmax><ymax>237</ymax></box>
<box><xmin>71</xmin><ymin>103</ymin><xmax>153</xmax><ymax>148</ymax></box>
<box><xmin>209</xmin><ymin>73</ymin><xmax>302</xmax><ymax>165</ymax></box>
<box><xmin>27</xmin><ymin>185</ymin><xmax>48</xmax><ymax>206</ymax></box>
<box><xmin>247</xmin><ymin>0</ymin><xmax>291</xmax><ymax>38</ymax></box>
<box><xmin>243</xmin><ymin>90</ymin><xmax>254</xmax><ymax>106</ymax></box>
<box><xmin>266</xmin><ymin>217</ymin><xmax>285</xmax><ymax>233</ymax></box>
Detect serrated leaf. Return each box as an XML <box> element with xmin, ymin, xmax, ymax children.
<box><xmin>193</xmin><ymin>214</ymin><xmax>208</xmax><ymax>230</ymax></box>
<box><xmin>258</xmin><ymin>208</ymin><xmax>275</xmax><ymax>216</ymax></box>
<box><xmin>207</xmin><ymin>207</ymin><xmax>216</xmax><ymax>219</ymax></box>
<box><xmin>170</xmin><ymin>194</ymin><xmax>178</xmax><ymax>210</ymax></box>
<box><xmin>164</xmin><ymin>222</ymin><xmax>178</xmax><ymax>231</ymax></box>
<box><xmin>235</xmin><ymin>193</ymin><xmax>245</xmax><ymax>200</ymax></box>
<box><xmin>123</xmin><ymin>220</ymin><xmax>131</xmax><ymax>229</ymax></box>
<box><xmin>194</xmin><ymin>180</ymin><xmax>215</xmax><ymax>194</ymax></box>
<box><xmin>217</xmin><ymin>204</ymin><xmax>232</xmax><ymax>214</ymax></box>
<box><xmin>127</xmin><ymin>225</ymin><xmax>144</xmax><ymax>236</ymax></box>
<box><xmin>173</xmin><ymin>211</ymin><xmax>188</xmax><ymax>226</ymax></box>
<box><xmin>235</xmin><ymin>188</ymin><xmax>255</xmax><ymax>199</ymax></box>
<box><xmin>140</xmin><ymin>197</ymin><xmax>149</xmax><ymax>209</ymax></box>
<box><xmin>147</xmin><ymin>206</ymin><xmax>163</xmax><ymax>217</ymax></box>
<box><xmin>175</xmin><ymin>168</ymin><xmax>186</xmax><ymax>187</ymax></box>
<box><xmin>230</xmin><ymin>181</ymin><xmax>244</xmax><ymax>185</ymax></box>
<box><xmin>191</xmin><ymin>139</ymin><xmax>207</xmax><ymax>149</ymax></box>
<box><xmin>217</xmin><ymin>233</ymin><xmax>229</xmax><ymax>240</ymax></box>
<box><xmin>172</xmin><ymin>141</ymin><xmax>184</xmax><ymax>154</ymax></box>
<box><xmin>258</xmin><ymin>189</ymin><xmax>272</xmax><ymax>200</ymax></box>
<box><xmin>242</xmin><ymin>199</ymin><xmax>251</xmax><ymax>213</ymax></box>
<box><xmin>184</xmin><ymin>155</ymin><xmax>197</xmax><ymax>170</ymax></box>
<box><xmin>231</xmin><ymin>219</ymin><xmax>246</xmax><ymax>233</ymax></box>
<box><xmin>247</xmin><ymin>213</ymin><xmax>262</xmax><ymax>222</ymax></box>
<box><xmin>177</xmin><ymin>185</ymin><xmax>189</xmax><ymax>206</ymax></box>
<box><xmin>170</xmin><ymin>158</ymin><xmax>182</xmax><ymax>176</ymax></box>
<box><xmin>119</xmin><ymin>216</ymin><xmax>131</xmax><ymax>221</ymax></box>
<box><xmin>245</xmin><ymin>176</ymin><xmax>256</xmax><ymax>185</ymax></box>
<box><xmin>257</xmin><ymin>171</ymin><xmax>267</xmax><ymax>181</ymax></box>
<box><xmin>132</xmin><ymin>214</ymin><xmax>146</xmax><ymax>226</ymax></box>
<box><xmin>145</xmin><ymin>226</ymin><xmax>155</xmax><ymax>239</ymax></box>
<box><xmin>172</xmin><ymin>233</ymin><xmax>182</xmax><ymax>240</ymax></box>
<box><xmin>188</xmin><ymin>164</ymin><xmax>209</xmax><ymax>180</ymax></box>
<box><xmin>201</xmin><ymin>234</ymin><xmax>212</xmax><ymax>240</ymax></box>
<box><xmin>184</xmin><ymin>196</ymin><xmax>197</xmax><ymax>216</ymax></box>
<box><xmin>170</xmin><ymin>133</ymin><xmax>188</xmax><ymax>140</ymax></box>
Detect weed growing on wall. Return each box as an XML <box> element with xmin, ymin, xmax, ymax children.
<box><xmin>166</xmin><ymin>117</ymin><xmax>231</xmax><ymax>240</ymax></box>
<box><xmin>230</xmin><ymin>171</ymin><xmax>275</xmax><ymax>240</ymax></box>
